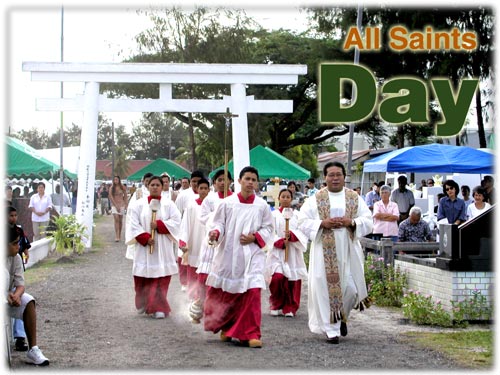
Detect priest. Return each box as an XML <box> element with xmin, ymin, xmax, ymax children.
<box><xmin>298</xmin><ymin>161</ymin><xmax>373</xmax><ymax>344</ymax></box>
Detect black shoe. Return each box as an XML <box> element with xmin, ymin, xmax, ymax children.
<box><xmin>327</xmin><ymin>336</ymin><xmax>339</xmax><ymax>344</ymax></box>
<box><xmin>340</xmin><ymin>321</ymin><xmax>348</xmax><ymax>337</ymax></box>
<box><xmin>15</xmin><ymin>337</ymin><xmax>29</xmax><ymax>352</ymax></box>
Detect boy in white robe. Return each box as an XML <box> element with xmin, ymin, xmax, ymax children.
<box><xmin>178</xmin><ymin>178</ymin><xmax>210</xmax><ymax>301</ymax></box>
<box><xmin>175</xmin><ymin>170</ymin><xmax>204</xmax><ymax>291</ymax></box>
<box><xmin>265</xmin><ymin>188</ymin><xmax>308</xmax><ymax>317</ymax></box>
<box><xmin>197</xmin><ymin>170</ymin><xmax>233</xmax><ymax>299</ymax></box>
<box><xmin>298</xmin><ymin>161</ymin><xmax>373</xmax><ymax>344</ymax></box>
<box><xmin>204</xmin><ymin>166</ymin><xmax>274</xmax><ymax>348</ymax></box>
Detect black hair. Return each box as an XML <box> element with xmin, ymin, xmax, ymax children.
<box><xmin>191</xmin><ymin>170</ymin><xmax>205</xmax><ymax>179</ymax></box>
<box><xmin>278</xmin><ymin>188</ymin><xmax>293</xmax><ymax>199</ymax></box>
<box><xmin>213</xmin><ymin>169</ymin><xmax>232</xmax><ymax>182</ymax></box>
<box><xmin>307</xmin><ymin>178</ymin><xmax>315</xmax><ymax>183</ymax></box>
<box><xmin>7</xmin><ymin>205</ymin><xmax>16</xmax><ymax>215</ymax></box>
<box><xmin>8</xmin><ymin>225</ymin><xmax>19</xmax><ymax>244</ymax></box>
<box><xmin>323</xmin><ymin>161</ymin><xmax>346</xmax><ymax>177</ymax></box>
<box><xmin>197</xmin><ymin>178</ymin><xmax>210</xmax><ymax>188</ymax></box>
<box><xmin>148</xmin><ymin>176</ymin><xmax>164</xmax><ymax>186</ymax></box>
<box><xmin>443</xmin><ymin>179</ymin><xmax>460</xmax><ymax>195</ymax></box>
<box><xmin>239</xmin><ymin>166</ymin><xmax>259</xmax><ymax>180</ymax></box>
<box><xmin>143</xmin><ymin>172</ymin><xmax>154</xmax><ymax>181</ymax></box>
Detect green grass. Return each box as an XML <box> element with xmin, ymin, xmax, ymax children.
<box><xmin>402</xmin><ymin>330</ymin><xmax>494</xmax><ymax>369</ymax></box>
<box><xmin>24</xmin><ymin>255</ymin><xmax>87</xmax><ymax>284</ymax></box>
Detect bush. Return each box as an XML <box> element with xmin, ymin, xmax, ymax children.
<box><xmin>402</xmin><ymin>289</ymin><xmax>493</xmax><ymax>328</ymax></box>
<box><xmin>364</xmin><ymin>253</ymin><xmax>408</xmax><ymax>307</ymax></box>
<box><xmin>45</xmin><ymin>214</ymin><xmax>88</xmax><ymax>256</ymax></box>
<box><xmin>452</xmin><ymin>289</ymin><xmax>494</xmax><ymax>322</ymax></box>
<box><xmin>402</xmin><ymin>290</ymin><xmax>454</xmax><ymax>327</ymax></box>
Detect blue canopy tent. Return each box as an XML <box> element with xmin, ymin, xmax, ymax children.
<box><xmin>363</xmin><ymin>143</ymin><xmax>494</xmax><ymax>174</ymax></box>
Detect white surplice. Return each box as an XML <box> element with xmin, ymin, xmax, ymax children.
<box><xmin>175</xmin><ymin>187</ymin><xmax>198</xmax><ymax>216</ymax></box>
<box><xmin>175</xmin><ymin>187</ymin><xmax>198</xmax><ymax>258</ymax></box>
<box><xmin>196</xmin><ymin>191</ymin><xmax>227</xmax><ymax>274</ymax></box>
<box><xmin>124</xmin><ymin>187</ymin><xmax>150</xmax><ymax>260</ymax></box>
<box><xmin>265</xmin><ymin>208</ymin><xmax>308</xmax><ymax>282</ymax></box>
<box><xmin>206</xmin><ymin>194</ymin><xmax>274</xmax><ymax>294</ymax></box>
<box><xmin>179</xmin><ymin>199</ymin><xmax>205</xmax><ymax>267</ymax></box>
<box><xmin>125</xmin><ymin>197</ymin><xmax>181</xmax><ymax>278</ymax></box>
<box><xmin>298</xmin><ymin>188</ymin><xmax>373</xmax><ymax>338</ymax></box>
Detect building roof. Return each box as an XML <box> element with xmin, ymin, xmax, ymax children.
<box><xmin>96</xmin><ymin>160</ymin><xmax>152</xmax><ymax>180</ymax></box>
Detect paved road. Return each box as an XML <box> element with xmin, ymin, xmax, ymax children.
<box><xmin>7</xmin><ymin>214</ymin><xmax>466</xmax><ymax>371</ymax></box>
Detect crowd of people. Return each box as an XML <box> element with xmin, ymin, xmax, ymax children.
<box><xmin>5</xmin><ymin>166</ymin><xmax>494</xmax><ymax>364</ymax></box>
<box><xmin>359</xmin><ymin>175</ymin><xmax>495</xmax><ymax>243</ymax></box>
<box><xmin>116</xmin><ymin>164</ymin><xmax>496</xmax><ymax>349</ymax></box>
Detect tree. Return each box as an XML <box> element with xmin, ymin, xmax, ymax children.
<box><xmin>125</xmin><ymin>7</ymin><xmax>260</xmax><ymax>169</ymax></box>
<box><xmin>113</xmin><ymin>145</ymin><xmax>130</xmax><ymax>179</ymax></box>
<box><xmin>96</xmin><ymin>115</ymin><xmax>135</xmax><ymax>160</ymax></box>
<box><xmin>12</xmin><ymin>128</ymin><xmax>51</xmax><ymax>149</ymax></box>
<box><xmin>102</xmin><ymin>7</ymin><xmax>387</xmax><ymax>175</ymax></box>
<box><xmin>131</xmin><ymin>112</ymin><xmax>187</xmax><ymax>161</ymax></box>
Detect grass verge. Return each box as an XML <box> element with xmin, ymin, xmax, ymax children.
<box><xmin>402</xmin><ymin>330</ymin><xmax>493</xmax><ymax>369</ymax></box>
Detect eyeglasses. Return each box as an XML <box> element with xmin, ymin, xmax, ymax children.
<box><xmin>445</xmin><ymin>187</ymin><xmax>453</xmax><ymax>191</ymax></box>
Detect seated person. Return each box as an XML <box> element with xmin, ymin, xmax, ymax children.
<box><xmin>6</xmin><ymin>225</ymin><xmax>50</xmax><ymax>366</ymax></box>
<box><xmin>398</xmin><ymin>206</ymin><xmax>432</xmax><ymax>242</ymax></box>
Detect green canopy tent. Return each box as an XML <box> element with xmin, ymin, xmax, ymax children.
<box><xmin>6</xmin><ymin>136</ymin><xmax>76</xmax><ymax>179</ymax></box>
<box><xmin>127</xmin><ymin>158</ymin><xmax>191</xmax><ymax>181</ymax></box>
<box><xmin>209</xmin><ymin>145</ymin><xmax>311</xmax><ymax>181</ymax></box>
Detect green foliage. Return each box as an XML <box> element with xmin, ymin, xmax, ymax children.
<box><xmin>452</xmin><ymin>289</ymin><xmax>494</xmax><ymax>322</ymax></box>
<box><xmin>402</xmin><ymin>289</ymin><xmax>493</xmax><ymax>328</ymax></box>
<box><xmin>364</xmin><ymin>253</ymin><xmax>408</xmax><ymax>307</ymax></box>
<box><xmin>45</xmin><ymin>215</ymin><xmax>88</xmax><ymax>256</ymax></box>
<box><xmin>283</xmin><ymin>144</ymin><xmax>319</xmax><ymax>179</ymax></box>
<box><xmin>402</xmin><ymin>290</ymin><xmax>454</xmax><ymax>327</ymax></box>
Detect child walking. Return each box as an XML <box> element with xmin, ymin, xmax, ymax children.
<box><xmin>265</xmin><ymin>189</ymin><xmax>308</xmax><ymax>317</ymax></box>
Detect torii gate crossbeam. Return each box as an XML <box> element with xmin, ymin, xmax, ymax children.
<box><xmin>22</xmin><ymin>62</ymin><xmax>307</xmax><ymax>246</ymax></box>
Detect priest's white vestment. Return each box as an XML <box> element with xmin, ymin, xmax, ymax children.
<box><xmin>298</xmin><ymin>188</ymin><xmax>373</xmax><ymax>338</ymax></box>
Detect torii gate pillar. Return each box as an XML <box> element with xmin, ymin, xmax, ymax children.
<box><xmin>22</xmin><ymin>62</ymin><xmax>307</xmax><ymax>247</ymax></box>
<box><xmin>230</xmin><ymin>83</ymin><xmax>250</xmax><ymax>177</ymax></box>
<box><xmin>76</xmin><ymin>82</ymin><xmax>99</xmax><ymax>244</ymax></box>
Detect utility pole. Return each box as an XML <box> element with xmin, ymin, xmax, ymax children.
<box><xmin>111</xmin><ymin>121</ymin><xmax>115</xmax><ymax>179</ymax></box>
<box><xmin>59</xmin><ymin>5</ymin><xmax>65</xmax><ymax>213</ymax></box>
<box><xmin>346</xmin><ymin>3</ymin><xmax>363</xmax><ymax>188</ymax></box>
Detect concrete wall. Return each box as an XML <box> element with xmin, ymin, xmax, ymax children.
<box><xmin>25</xmin><ymin>238</ymin><xmax>53</xmax><ymax>270</ymax></box>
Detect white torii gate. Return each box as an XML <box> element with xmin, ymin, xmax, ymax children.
<box><xmin>22</xmin><ymin>62</ymin><xmax>307</xmax><ymax>246</ymax></box>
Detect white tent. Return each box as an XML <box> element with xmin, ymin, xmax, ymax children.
<box><xmin>37</xmin><ymin>146</ymin><xmax>80</xmax><ymax>176</ymax></box>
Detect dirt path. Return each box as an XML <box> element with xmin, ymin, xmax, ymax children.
<box><xmin>8</xmin><ymin>215</ymin><xmax>477</xmax><ymax>371</ymax></box>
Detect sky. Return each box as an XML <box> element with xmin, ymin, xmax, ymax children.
<box><xmin>5</xmin><ymin>1</ymin><xmax>311</xmax><ymax>137</ymax></box>
<box><xmin>5</xmin><ymin>0</ymin><xmax>496</xmax><ymax>138</ymax></box>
